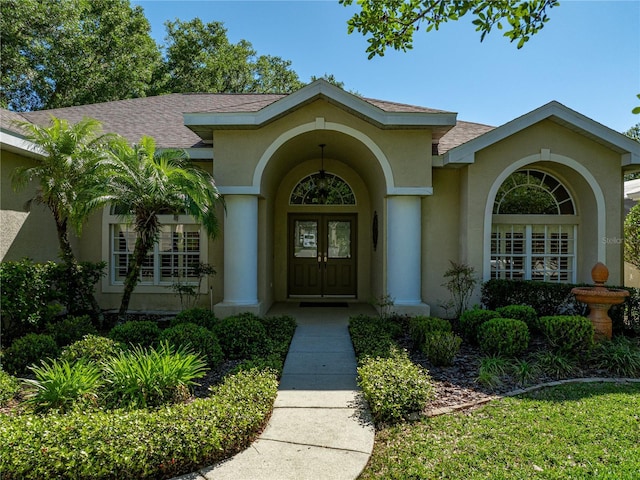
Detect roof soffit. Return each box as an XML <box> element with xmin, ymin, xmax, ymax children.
<box><xmin>184</xmin><ymin>79</ymin><xmax>457</xmax><ymax>142</ymax></box>
<box><xmin>443</xmin><ymin>101</ymin><xmax>640</xmax><ymax>167</ymax></box>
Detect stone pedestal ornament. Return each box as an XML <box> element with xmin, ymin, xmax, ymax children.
<box><xmin>571</xmin><ymin>262</ymin><xmax>630</xmax><ymax>341</ymax></box>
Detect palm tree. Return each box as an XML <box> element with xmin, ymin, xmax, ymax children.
<box><xmin>11</xmin><ymin>116</ymin><xmax>113</xmax><ymax>316</ymax></box>
<box><xmin>97</xmin><ymin>136</ymin><xmax>222</xmax><ymax>316</ymax></box>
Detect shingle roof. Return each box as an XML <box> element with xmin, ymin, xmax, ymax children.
<box><xmin>0</xmin><ymin>109</ymin><xmax>30</xmax><ymax>133</ymax></box>
<box><xmin>6</xmin><ymin>92</ymin><xmax>487</xmax><ymax>151</ymax></box>
<box><xmin>436</xmin><ymin>120</ymin><xmax>495</xmax><ymax>155</ymax></box>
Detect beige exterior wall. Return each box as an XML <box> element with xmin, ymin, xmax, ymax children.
<box><xmin>1</xmin><ymin>151</ymin><xmax>63</xmax><ymax>262</ymax></box>
<box><xmin>458</xmin><ymin>120</ymin><xmax>625</xmax><ymax>303</ymax></box>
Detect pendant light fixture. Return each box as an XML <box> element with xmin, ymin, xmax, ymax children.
<box><xmin>317</xmin><ymin>143</ymin><xmax>328</xmax><ymax>204</ymax></box>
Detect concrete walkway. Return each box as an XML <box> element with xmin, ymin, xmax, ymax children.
<box><xmin>178</xmin><ymin>303</ymin><xmax>376</xmax><ymax>480</ymax></box>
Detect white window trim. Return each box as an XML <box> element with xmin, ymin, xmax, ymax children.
<box><xmin>483</xmin><ymin>152</ymin><xmax>606</xmax><ymax>281</ymax></box>
<box><xmin>101</xmin><ymin>209</ymin><xmax>209</xmax><ymax>294</ymax></box>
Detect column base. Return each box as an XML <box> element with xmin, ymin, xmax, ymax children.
<box><xmin>391</xmin><ymin>302</ymin><xmax>430</xmax><ymax>317</ymax></box>
<box><xmin>214</xmin><ymin>301</ymin><xmax>264</xmax><ymax>319</ymax></box>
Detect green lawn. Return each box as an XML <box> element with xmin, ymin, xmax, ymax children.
<box><xmin>360</xmin><ymin>382</ymin><xmax>640</xmax><ymax>479</ymax></box>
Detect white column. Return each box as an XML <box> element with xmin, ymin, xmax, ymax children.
<box><xmin>386</xmin><ymin>196</ymin><xmax>429</xmax><ymax>315</ymax></box>
<box><xmin>214</xmin><ymin>195</ymin><xmax>260</xmax><ymax>317</ymax></box>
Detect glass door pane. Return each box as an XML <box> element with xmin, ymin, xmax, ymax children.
<box><xmin>327</xmin><ymin>220</ymin><xmax>351</xmax><ymax>258</ymax></box>
<box><xmin>294</xmin><ymin>220</ymin><xmax>318</xmax><ymax>258</ymax></box>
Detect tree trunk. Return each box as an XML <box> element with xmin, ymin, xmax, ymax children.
<box><xmin>55</xmin><ymin>216</ymin><xmax>103</xmax><ymax>322</ymax></box>
<box><xmin>118</xmin><ymin>236</ymin><xmax>151</xmax><ymax>318</ymax></box>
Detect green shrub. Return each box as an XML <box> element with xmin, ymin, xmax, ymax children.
<box><xmin>23</xmin><ymin>359</ymin><xmax>103</xmax><ymax>413</ymax></box>
<box><xmin>159</xmin><ymin>323</ymin><xmax>224</xmax><ymax>368</ymax></box>
<box><xmin>458</xmin><ymin>308</ymin><xmax>500</xmax><ymax>343</ymax></box>
<box><xmin>409</xmin><ymin>316</ymin><xmax>452</xmax><ymax>346</ymax></box>
<box><xmin>213</xmin><ymin>315</ymin><xmax>268</xmax><ymax>360</ymax></box>
<box><xmin>533</xmin><ymin>350</ymin><xmax>580</xmax><ymax>379</ymax></box>
<box><xmin>509</xmin><ymin>358</ymin><xmax>540</xmax><ymax>387</ymax></box>
<box><xmin>590</xmin><ymin>337</ymin><xmax>640</xmax><ymax>377</ymax></box>
<box><xmin>170</xmin><ymin>307</ymin><xmax>218</xmax><ymax>330</ymax></box>
<box><xmin>477</xmin><ymin>318</ymin><xmax>530</xmax><ymax>357</ymax></box>
<box><xmin>357</xmin><ymin>349</ymin><xmax>434</xmax><ymax>423</ymax></box>
<box><xmin>60</xmin><ymin>335</ymin><xmax>124</xmax><ymax>365</ymax></box>
<box><xmin>259</xmin><ymin>315</ymin><xmax>297</xmax><ymax>356</ymax></box>
<box><xmin>495</xmin><ymin>305</ymin><xmax>538</xmax><ymax>331</ymax></box>
<box><xmin>45</xmin><ymin>315</ymin><xmax>98</xmax><ymax>347</ymax></box>
<box><xmin>0</xmin><ymin>370</ymin><xmax>20</xmax><ymax>406</ymax></box>
<box><xmin>0</xmin><ymin>369</ymin><xmax>277</xmax><ymax>480</ymax></box>
<box><xmin>0</xmin><ymin>260</ymin><xmax>105</xmax><ymax>344</ymax></box>
<box><xmin>103</xmin><ymin>342</ymin><xmax>208</xmax><ymax>409</ymax></box>
<box><xmin>108</xmin><ymin>320</ymin><xmax>161</xmax><ymax>348</ymax></box>
<box><xmin>231</xmin><ymin>354</ymin><xmax>285</xmax><ymax>375</ymax></box>
<box><xmin>1</xmin><ymin>333</ymin><xmax>60</xmax><ymax>375</ymax></box>
<box><xmin>422</xmin><ymin>331</ymin><xmax>462</xmax><ymax>366</ymax></box>
<box><xmin>538</xmin><ymin>315</ymin><xmax>594</xmax><ymax>354</ymax></box>
<box><xmin>349</xmin><ymin>315</ymin><xmax>396</xmax><ymax>359</ymax></box>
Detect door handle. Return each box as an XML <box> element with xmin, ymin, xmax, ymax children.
<box><xmin>324</xmin><ymin>253</ymin><xmax>328</xmax><ymax>269</ymax></box>
<box><xmin>318</xmin><ymin>254</ymin><xmax>322</xmax><ymax>269</ymax></box>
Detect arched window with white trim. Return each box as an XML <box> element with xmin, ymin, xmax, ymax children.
<box><xmin>491</xmin><ymin>169</ymin><xmax>577</xmax><ymax>282</ymax></box>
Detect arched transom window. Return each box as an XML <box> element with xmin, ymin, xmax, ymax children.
<box><xmin>290</xmin><ymin>172</ymin><xmax>356</xmax><ymax>205</ymax></box>
<box><xmin>491</xmin><ymin>169</ymin><xmax>577</xmax><ymax>283</ymax></box>
<box><xmin>493</xmin><ymin>169</ymin><xmax>575</xmax><ymax>215</ymax></box>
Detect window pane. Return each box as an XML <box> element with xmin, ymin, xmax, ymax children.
<box><xmin>327</xmin><ymin>221</ymin><xmax>351</xmax><ymax>258</ymax></box>
<box><xmin>294</xmin><ymin>220</ymin><xmax>317</xmax><ymax>258</ymax></box>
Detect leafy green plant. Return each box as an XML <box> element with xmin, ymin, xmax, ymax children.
<box><xmin>349</xmin><ymin>315</ymin><xmax>397</xmax><ymax>359</ymax></box>
<box><xmin>23</xmin><ymin>359</ymin><xmax>102</xmax><ymax>413</ymax></box>
<box><xmin>533</xmin><ymin>350</ymin><xmax>579</xmax><ymax>379</ymax></box>
<box><xmin>108</xmin><ymin>320</ymin><xmax>161</xmax><ymax>348</ymax></box>
<box><xmin>232</xmin><ymin>354</ymin><xmax>284</xmax><ymax>375</ymax></box>
<box><xmin>590</xmin><ymin>336</ymin><xmax>640</xmax><ymax>377</ymax></box>
<box><xmin>0</xmin><ymin>369</ymin><xmax>278</xmax><ymax>480</ymax></box>
<box><xmin>170</xmin><ymin>307</ymin><xmax>218</xmax><ymax>330</ymax></box>
<box><xmin>1</xmin><ymin>333</ymin><xmax>60</xmax><ymax>375</ymax></box>
<box><xmin>458</xmin><ymin>308</ymin><xmax>500</xmax><ymax>343</ymax></box>
<box><xmin>442</xmin><ymin>261</ymin><xmax>478</xmax><ymax>319</ymax></box>
<box><xmin>159</xmin><ymin>323</ymin><xmax>224</xmax><ymax>367</ymax></box>
<box><xmin>0</xmin><ymin>370</ymin><xmax>20</xmax><ymax>407</ymax></box>
<box><xmin>538</xmin><ymin>315</ymin><xmax>594</xmax><ymax>354</ymax></box>
<box><xmin>259</xmin><ymin>315</ymin><xmax>297</xmax><ymax>357</ymax></box>
<box><xmin>510</xmin><ymin>358</ymin><xmax>539</xmax><ymax>387</ymax></box>
<box><xmin>102</xmin><ymin>342</ymin><xmax>208</xmax><ymax>409</ymax></box>
<box><xmin>409</xmin><ymin>316</ymin><xmax>452</xmax><ymax>347</ymax></box>
<box><xmin>357</xmin><ymin>348</ymin><xmax>434</xmax><ymax>423</ymax></box>
<box><xmin>0</xmin><ymin>259</ymin><xmax>60</xmax><ymax>342</ymax></box>
<box><xmin>371</xmin><ymin>293</ymin><xmax>396</xmax><ymax>319</ymax></box>
<box><xmin>477</xmin><ymin>318</ymin><xmax>530</xmax><ymax>357</ymax></box>
<box><xmin>213</xmin><ymin>314</ymin><xmax>268</xmax><ymax>360</ymax></box>
<box><xmin>422</xmin><ymin>331</ymin><xmax>462</xmax><ymax>366</ymax></box>
<box><xmin>60</xmin><ymin>334</ymin><xmax>124</xmax><ymax>365</ymax></box>
<box><xmin>476</xmin><ymin>355</ymin><xmax>510</xmax><ymax>388</ymax></box>
<box><xmin>495</xmin><ymin>304</ymin><xmax>538</xmax><ymax>331</ymax></box>
<box><xmin>171</xmin><ymin>262</ymin><xmax>216</xmax><ymax>310</ymax></box>
<box><xmin>45</xmin><ymin>315</ymin><xmax>98</xmax><ymax>347</ymax></box>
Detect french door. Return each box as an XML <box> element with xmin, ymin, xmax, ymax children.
<box><xmin>288</xmin><ymin>214</ymin><xmax>357</xmax><ymax>297</ymax></box>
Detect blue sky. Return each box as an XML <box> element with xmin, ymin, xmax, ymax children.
<box><xmin>132</xmin><ymin>0</ymin><xmax>639</xmax><ymax>132</ymax></box>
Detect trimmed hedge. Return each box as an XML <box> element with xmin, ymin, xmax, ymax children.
<box><xmin>1</xmin><ymin>333</ymin><xmax>60</xmax><ymax>375</ymax></box>
<box><xmin>213</xmin><ymin>315</ymin><xmax>268</xmax><ymax>360</ymax></box>
<box><xmin>45</xmin><ymin>315</ymin><xmax>98</xmax><ymax>347</ymax></box>
<box><xmin>458</xmin><ymin>309</ymin><xmax>500</xmax><ymax>343</ymax></box>
<box><xmin>477</xmin><ymin>318</ymin><xmax>530</xmax><ymax>357</ymax></box>
<box><xmin>0</xmin><ymin>369</ymin><xmax>278</xmax><ymax>480</ymax></box>
<box><xmin>159</xmin><ymin>323</ymin><xmax>224</xmax><ymax>368</ymax></box>
<box><xmin>538</xmin><ymin>315</ymin><xmax>594</xmax><ymax>354</ymax></box>
<box><xmin>422</xmin><ymin>331</ymin><xmax>462</xmax><ymax>366</ymax></box>
<box><xmin>495</xmin><ymin>305</ymin><xmax>538</xmax><ymax>331</ymax></box>
<box><xmin>108</xmin><ymin>320</ymin><xmax>161</xmax><ymax>348</ymax></box>
<box><xmin>357</xmin><ymin>349</ymin><xmax>434</xmax><ymax>423</ymax></box>
<box><xmin>349</xmin><ymin>315</ymin><xmax>397</xmax><ymax>359</ymax></box>
<box><xmin>409</xmin><ymin>316</ymin><xmax>452</xmax><ymax>347</ymax></box>
<box><xmin>482</xmin><ymin>279</ymin><xmax>639</xmax><ymax>335</ymax></box>
<box><xmin>170</xmin><ymin>308</ymin><xmax>217</xmax><ymax>330</ymax></box>
<box><xmin>60</xmin><ymin>335</ymin><xmax>124</xmax><ymax>365</ymax></box>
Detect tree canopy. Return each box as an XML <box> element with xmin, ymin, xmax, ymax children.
<box><xmin>624</xmin><ymin>124</ymin><xmax>640</xmax><ymax>181</ymax></box>
<box><xmin>2</xmin><ymin>1</ymin><xmax>306</xmax><ymax>111</ymax></box>
<box><xmin>340</xmin><ymin>0</ymin><xmax>559</xmax><ymax>58</ymax></box>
